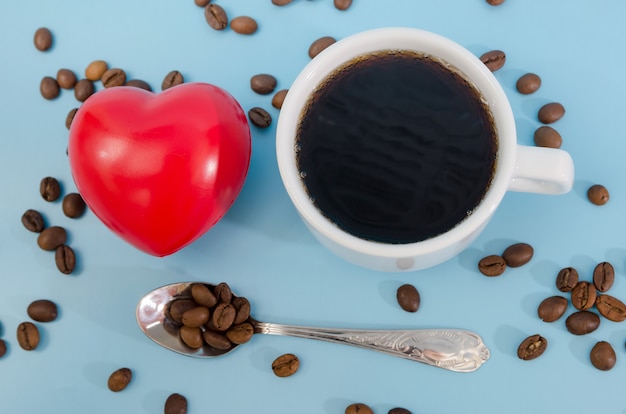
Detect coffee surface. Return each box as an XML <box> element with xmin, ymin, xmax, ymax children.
<box><xmin>296</xmin><ymin>50</ymin><xmax>497</xmax><ymax>243</ymax></box>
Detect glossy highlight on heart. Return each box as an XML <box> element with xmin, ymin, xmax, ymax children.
<box><xmin>68</xmin><ymin>82</ymin><xmax>252</xmax><ymax>256</ymax></box>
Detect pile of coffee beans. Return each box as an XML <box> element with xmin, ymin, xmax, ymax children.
<box><xmin>478</xmin><ymin>242</ymin><xmax>534</xmax><ymax>276</ymax></box>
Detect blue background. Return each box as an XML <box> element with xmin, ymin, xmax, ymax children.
<box><xmin>1</xmin><ymin>1</ymin><xmax>625</xmax><ymax>413</ymax></box>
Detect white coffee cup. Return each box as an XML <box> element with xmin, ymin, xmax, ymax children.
<box><xmin>276</xmin><ymin>27</ymin><xmax>574</xmax><ymax>272</ymax></box>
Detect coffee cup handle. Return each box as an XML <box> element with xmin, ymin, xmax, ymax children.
<box><xmin>509</xmin><ymin>145</ymin><xmax>574</xmax><ymax>194</ymax></box>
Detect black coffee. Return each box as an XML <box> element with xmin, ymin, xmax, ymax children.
<box><xmin>296</xmin><ymin>50</ymin><xmax>497</xmax><ymax>244</ymax></box>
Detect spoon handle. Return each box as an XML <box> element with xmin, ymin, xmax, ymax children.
<box><xmin>253</xmin><ymin>322</ymin><xmax>490</xmax><ymax>372</ymax></box>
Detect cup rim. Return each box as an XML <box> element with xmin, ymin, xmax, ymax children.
<box><xmin>276</xmin><ymin>27</ymin><xmax>516</xmax><ymax>259</ymax></box>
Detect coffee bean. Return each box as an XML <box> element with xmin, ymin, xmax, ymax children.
<box><xmin>478</xmin><ymin>254</ymin><xmax>506</xmax><ymax>276</ymax></box>
<box><xmin>272</xmin><ymin>0</ymin><xmax>293</xmax><ymax>5</ymax></box>
<box><xmin>232</xmin><ymin>296</ymin><xmax>251</xmax><ymax>324</ymax></box>
<box><xmin>388</xmin><ymin>409</ymin><xmax>412</xmax><ymax>414</ymax></box>
<box><xmin>230</xmin><ymin>16</ymin><xmax>258</xmax><ymax>35</ymax></box>
<box><xmin>101</xmin><ymin>68</ymin><xmax>126</xmax><ymax>88</ymax></box>
<box><xmin>191</xmin><ymin>283</ymin><xmax>218</xmax><ymax>308</ymax></box>
<box><xmin>213</xmin><ymin>282</ymin><xmax>232</xmax><ymax>303</ymax></box>
<box><xmin>479</xmin><ymin>50</ymin><xmax>506</xmax><ymax>72</ymax></box>
<box><xmin>248</xmin><ymin>107</ymin><xmax>272</xmax><ymax>128</ymax></box>
<box><xmin>62</xmin><ymin>193</ymin><xmax>86</xmax><ymax>218</ymax></box>
<box><xmin>212</xmin><ymin>303</ymin><xmax>236</xmax><ymax>331</ymax></box>
<box><xmin>16</xmin><ymin>322</ymin><xmax>40</xmax><ymax>350</ymax></box>
<box><xmin>271</xmin><ymin>89</ymin><xmax>288</xmax><ymax>109</ymax></box>
<box><xmin>517</xmin><ymin>334</ymin><xmax>547</xmax><ymax>360</ymax></box>
<box><xmin>502</xmin><ymin>242</ymin><xmax>533</xmax><ymax>267</ymax></box>
<box><xmin>396</xmin><ymin>284</ymin><xmax>420</xmax><ymax>313</ymax></box>
<box><xmin>556</xmin><ymin>267</ymin><xmax>578</xmax><ymax>292</ymax></box>
<box><xmin>108</xmin><ymin>367</ymin><xmax>132</xmax><ymax>392</ymax></box>
<box><xmin>587</xmin><ymin>184</ymin><xmax>609</xmax><ymax>205</ymax></box>
<box><xmin>538</xmin><ymin>102</ymin><xmax>565</xmax><ymax>124</ymax></box>
<box><xmin>571</xmin><ymin>281</ymin><xmax>597</xmax><ymax>311</ymax></box>
<box><xmin>593</xmin><ymin>262</ymin><xmax>614</xmax><ymax>292</ymax></box>
<box><xmin>181</xmin><ymin>306</ymin><xmax>210</xmax><ymax>328</ymax></box>
<box><xmin>167</xmin><ymin>299</ymin><xmax>197</xmax><ymax>324</ymax></box>
<box><xmin>179</xmin><ymin>326</ymin><xmax>204</xmax><ymax>348</ymax></box>
<box><xmin>40</xmin><ymin>176</ymin><xmax>61</xmax><ymax>201</ymax></box>
<box><xmin>533</xmin><ymin>126</ymin><xmax>562</xmax><ymax>148</ymax></box>
<box><xmin>205</xmin><ymin>4</ymin><xmax>228</xmax><ymax>30</ymax></box>
<box><xmin>125</xmin><ymin>79</ymin><xmax>152</xmax><ymax>91</ymax></box>
<box><xmin>37</xmin><ymin>226</ymin><xmax>67</xmax><ymax>251</ymax></box>
<box><xmin>566</xmin><ymin>311</ymin><xmax>600</xmax><ymax>335</ymax></box>
<box><xmin>66</xmin><ymin>108</ymin><xmax>78</xmax><ymax>129</ymax></box>
<box><xmin>56</xmin><ymin>69</ymin><xmax>77</xmax><ymax>89</ymax></box>
<box><xmin>345</xmin><ymin>403</ymin><xmax>373</xmax><ymax>414</ymax></box>
<box><xmin>164</xmin><ymin>393</ymin><xmax>188</xmax><ymax>414</ymax></box>
<box><xmin>85</xmin><ymin>60</ymin><xmax>108</xmax><ymax>81</ymax></box>
<box><xmin>34</xmin><ymin>27</ymin><xmax>53</xmax><ymax>51</ymax></box>
<box><xmin>0</xmin><ymin>339</ymin><xmax>6</xmax><ymax>358</ymax></box>
<box><xmin>21</xmin><ymin>209</ymin><xmax>45</xmax><ymax>233</ymax></box>
<box><xmin>596</xmin><ymin>294</ymin><xmax>626</xmax><ymax>322</ymax></box>
<box><xmin>27</xmin><ymin>299</ymin><xmax>58</xmax><ymax>322</ymax></box>
<box><xmin>250</xmin><ymin>74</ymin><xmax>277</xmax><ymax>95</ymax></box>
<box><xmin>516</xmin><ymin>73</ymin><xmax>541</xmax><ymax>94</ymax></box>
<box><xmin>537</xmin><ymin>295</ymin><xmax>568</xmax><ymax>322</ymax></box>
<box><xmin>590</xmin><ymin>341</ymin><xmax>616</xmax><ymax>371</ymax></box>
<box><xmin>74</xmin><ymin>79</ymin><xmax>95</xmax><ymax>102</ymax></box>
<box><xmin>195</xmin><ymin>0</ymin><xmax>211</xmax><ymax>6</ymax></box>
<box><xmin>55</xmin><ymin>245</ymin><xmax>76</xmax><ymax>274</ymax></box>
<box><xmin>308</xmin><ymin>36</ymin><xmax>336</xmax><ymax>58</ymax></box>
<box><xmin>272</xmin><ymin>353</ymin><xmax>299</xmax><ymax>377</ymax></box>
<box><xmin>334</xmin><ymin>0</ymin><xmax>352</xmax><ymax>10</ymax></box>
<box><xmin>203</xmin><ymin>330</ymin><xmax>232</xmax><ymax>350</ymax></box>
<box><xmin>486</xmin><ymin>0</ymin><xmax>505</xmax><ymax>5</ymax></box>
<box><xmin>40</xmin><ymin>76</ymin><xmax>60</xmax><ymax>100</ymax></box>
<box><xmin>226</xmin><ymin>322</ymin><xmax>254</xmax><ymax>344</ymax></box>
<box><xmin>162</xmin><ymin>70</ymin><xmax>184</xmax><ymax>91</ymax></box>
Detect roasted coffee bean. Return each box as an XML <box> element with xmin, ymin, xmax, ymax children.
<box><xmin>517</xmin><ymin>334</ymin><xmax>547</xmax><ymax>360</ymax></box>
<box><xmin>538</xmin><ymin>102</ymin><xmax>565</xmax><ymax>124</ymax></box>
<box><xmin>502</xmin><ymin>242</ymin><xmax>533</xmax><ymax>267</ymax></box>
<box><xmin>232</xmin><ymin>296</ymin><xmax>251</xmax><ymax>324</ymax></box>
<box><xmin>230</xmin><ymin>16</ymin><xmax>258</xmax><ymax>35</ymax></box>
<box><xmin>37</xmin><ymin>226</ymin><xmax>67</xmax><ymax>251</ymax></box>
<box><xmin>40</xmin><ymin>76</ymin><xmax>60</xmax><ymax>100</ymax></box>
<box><xmin>40</xmin><ymin>176</ymin><xmax>61</xmax><ymax>201</ymax></box>
<box><xmin>101</xmin><ymin>68</ymin><xmax>126</xmax><ymax>88</ymax></box>
<box><xmin>516</xmin><ymin>73</ymin><xmax>541</xmax><ymax>94</ymax></box>
<box><xmin>16</xmin><ymin>322</ymin><xmax>40</xmax><ymax>350</ymax></box>
<box><xmin>108</xmin><ymin>367</ymin><xmax>132</xmax><ymax>392</ymax></box>
<box><xmin>212</xmin><ymin>303</ymin><xmax>236</xmax><ymax>331</ymax></box>
<box><xmin>62</xmin><ymin>193</ymin><xmax>86</xmax><ymax>218</ymax></box>
<box><xmin>345</xmin><ymin>403</ymin><xmax>373</xmax><ymax>414</ymax></box>
<box><xmin>250</xmin><ymin>74</ymin><xmax>277</xmax><ymax>95</ymax></box>
<box><xmin>27</xmin><ymin>299</ymin><xmax>58</xmax><ymax>322</ymax></box>
<box><xmin>537</xmin><ymin>296</ymin><xmax>568</xmax><ymax>322</ymax></box>
<box><xmin>55</xmin><ymin>244</ymin><xmax>76</xmax><ymax>274</ymax></box>
<box><xmin>56</xmin><ymin>69</ymin><xmax>77</xmax><ymax>89</ymax></box>
<box><xmin>486</xmin><ymin>0</ymin><xmax>505</xmax><ymax>4</ymax></box>
<box><xmin>213</xmin><ymin>282</ymin><xmax>232</xmax><ymax>303</ymax></box>
<box><xmin>0</xmin><ymin>339</ymin><xmax>6</xmax><ymax>358</ymax></box>
<box><xmin>226</xmin><ymin>322</ymin><xmax>254</xmax><ymax>344</ymax></box>
<box><xmin>85</xmin><ymin>60</ymin><xmax>108</xmax><ymax>81</ymax></box>
<box><xmin>587</xmin><ymin>184</ymin><xmax>609</xmax><ymax>205</ymax></box>
<box><xmin>272</xmin><ymin>0</ymin><xmax>293</xmax><ymax>5</ymax></box>
<box><xmin>179</xmin><ymin>326</ymin><xmax>204</xmax><ymax>348</ymax></box>
<box><xmin>164</xmin><ymin>393</ymin><xmax>188</xmax><ymax>414</ymax></box>
<box><xmin>34</xmin><ymin>27</ymin><xmax>53</xmax><ymax>51</ymax></box>
<box><xmin>388</xmin><ymin>409</ymin><xmax>412</xmax><ymax>414</ymax></box>
<box><xmin>125</xmin><ymin>79</ymin><xmax>152</xmax><ymax>91</ymax></box>
<box><xmin>593</xmin><ymin>262</ymin><xmax>614</xmax><ymax>292</ymax></box>
<box><xmin>309</xmin><ymin>36</ymin><xmax>336</xmax><ymax>58</ymax></box>
<box><xmin>478</xmin><ymin>255</ymin><xmax>506</xmax><ymax>276</ymax></box>
<box><xmin>596</xmin><ymin>294</ymin><xmax>626</xmax><ymax>322</ymax></box>
<box><xmin>334</xmin><ymin>0</ymin><xmax>352</xmax><ymax>10</ymax></box>
<box><xmin>571</xmin><ymin>281</ymin><xmax>596</xmax><ymax>311</ymax></box>
<box><xmin>272</xmin><ymin>89</ymin><xmax>288</xmax><ymax>109</ymax></box>
<box><xmin>21</xmin><ymin>209</ymin><xmax>45</xmax><ymax>232</ymax></box>
<box><xmin>181</xmin><ymin>306</ymin><xmax>210</xmax><ymax>328</ymax></box>
<box><xmin>590</xmin><ymin>341</ymin><xmax>616</xmax><ymax>371</ymax></box>
<box><xmin>556</xmin><ymin>267</ymin><xmax>578</xmax><ymax>292</ymax></box>
<box><xmin>167</xmin><ymin>299</ymin><xmax>197</xmax><ymax>324</ymax></box>
<box><xmin>479</xmin><ymin>50</ymin><xmax>506</xmax><ymax>72</ymax></box>
<box><xmin>566</xmin><ymin>311</ymin><xmax>600</xmax><ymax>335</ymax></box>
<box><xmin>396</xmin><ymin>284</ymin><xmax>420</xmax><ymax>313</ymax></box>
<box><xmin>191</xmin><ymin>283</ymin><xmax>218</xmax><ymax>308</ymax></box>
<box><xmin>203</xmin><ymin>330</ymin><xmax>232</xmax><ymax>350</ymax></box>
<box><xmin>248</xmin><ymin>107</ymin><xmax>272</xmax><ymax>128</ymax></box>
<box><xmin>162</xmin><ymin>70</ymin><xmax>184</xmax><ymax>91</ymax></box>
<box><xmin>272</xmin><ymin>353</ymin><xmax>300</xmax><ymax>377</ymax></box>
<box><xmin>74</xmin><ymin>79</ymin><xmax>95</xmax><ymax>102</ymax></box>
<box><xmin>195</xmin><ymin>0</ymin><xmax>211</xmax><ymax>6</ymax></box>
<box><xmin>66</xmin><ymin>108</ymin><xmax>78</xmax><ymax>129</ymax></box>
<box><xmin>205</xmin><ymin>4</ymin><xmax>228</xmax><ymax>30</ymax></box>
<box><xmin>534</xmin><ymin>126</ymin><xmax>562</xmax><ymax>148</ymax></box>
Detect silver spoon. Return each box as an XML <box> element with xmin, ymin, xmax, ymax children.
<box><xmin>136</xmin><ymin>282</ymin><xmax>490</xmax><ymax>373</ymax></box>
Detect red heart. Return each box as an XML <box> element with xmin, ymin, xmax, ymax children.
<box><xmin>68</xmin><ymin>82</ymin><xmax>251</xmax><ymax>256</ymax></box>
